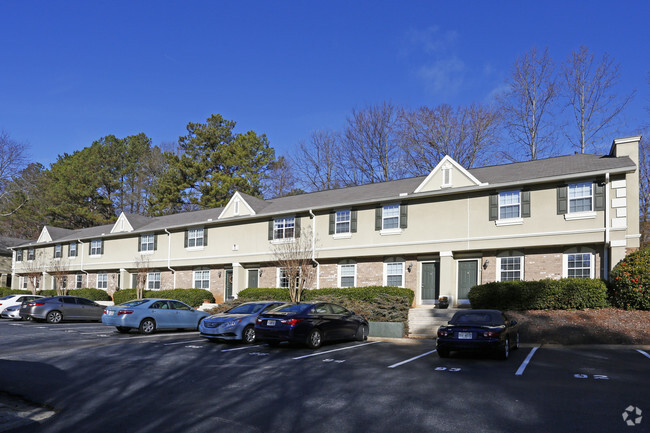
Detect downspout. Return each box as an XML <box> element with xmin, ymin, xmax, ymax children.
<box><xmin>604</xmin><ymin>173</ymin><xmax>610</xmax><ymax>280</ymax></box>
<box><xmin>309</xmin><ymin>209</ymin><xmax>320</xmax><ymax>290</ymax></box>
<box><xmin>78</xmin><ymin>239</ymin><xmax>90</xmax><ymax>281</ymax></box>
<box><xmin>164</xmin><ymin>229</ymin><xmax>177</xmax><ymax>288</ymax></box>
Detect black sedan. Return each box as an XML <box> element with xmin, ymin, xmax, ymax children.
<box><xmin>436</xmin><ymin>309</ymin><xmax>519</xmax><ymax>360</ymax></box>
<box><xmin>255</xmin><ymin>302</ymin><xmax>369</xmax><ymax>349</ymax></box>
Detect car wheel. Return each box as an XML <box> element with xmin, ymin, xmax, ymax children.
<box><xmin>437</xmin><ymin>348</ymin><xmax>450</xmax><ymax>358</ymax></box>
<box><xmin>355</xmin><ymin>324</ymin><xmax>368</xmax><ymax>341</ymax></box>
<box><xmin>242</xmin><ymin>325</ymin><xmax>256</xmax><ymax>344</ymax></box>
<box><xmin>116</xmin><ymin>327</ymin><xmax>130</xmax><ymax>333</ymax></box>
<box><xmin>499</xmin><ymin>338</ymin><xmax>510</xmax><ymax>360</ymax></box>
<box><xmin>139</xmin><ymin>318</ymin><xmax>156</xmax><ymax>335</ymax></box>
<box><xmin>46</xmin><ymin>310</ymin><xmax>63</xmax><ymax>324</ymax></box>
<box><xmin>306</xmin><ymin>328</ymin><xmax>322</xmax><ymax>349</ymax></box>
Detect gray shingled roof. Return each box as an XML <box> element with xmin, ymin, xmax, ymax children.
<box><xmin>23</xmin><ymin>152</ymin><xmax>636</xmax><ymax>245</ymax></box>
<box><xmin>0</xmin><ymin>236</ymin><xmax>31</xmax><ymax>256</ymax></box>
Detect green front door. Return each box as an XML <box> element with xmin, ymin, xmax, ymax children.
<box><xmin>421</xmin><ymin>262</ymin><xmax>440</xmax><ymax>303</ymax></box>
<box><xmin>225</xmin><ymin>270</ymin><xmax>233</xmax><ymax>300</ymax></box>
<box><xmin>458</xmin><ymin>260</ymin><xmax>478</xmax><ymax>299</ymax></box>
<box><xmin>247</xmin><ymin>269</ymin><xmax>258</xmax><ymax>289</ymax></box>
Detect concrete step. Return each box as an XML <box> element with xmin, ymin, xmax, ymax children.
<box><xmin>407</xmin><ymin>307</ymin><xmax>460</xmax><ymax>337</ymax></box>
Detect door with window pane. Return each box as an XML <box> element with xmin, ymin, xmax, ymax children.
<box><xmin>458</xmin><ymin>260</ymin><xmax>478</xmax><ymax>300</ymax></box>
<box><xmin>248</xmin><ymin>269</ymin><xmax>258</xmax><ymax>289</ymax></box>
<box><xmin>421</xmin><ymin>262</ymin><xmax>440</xmax><ymax>303</ymax></box>
<box><xmin>225</xmin><ymin>270</ymin><xmax>233</xmax><ymax>300</ymax></box>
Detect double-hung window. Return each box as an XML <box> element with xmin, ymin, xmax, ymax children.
<box><xmin>54</xmin><ymin>244</ymin><xmax>62</xmax><ymax>259</ymax></box>
<box><xmin>90</xmin><ymin>240</ymin><xmax>103</xmax><ymax>256</ymax></box>
<box><xmin>16</xmin><ymin>250</ymin><xmax>23</xmax><ymax>262</ymax></box>
<box><xmin>76</xmin><ymin>274</ymin><xmax>83</xmax><ymax>289</ymax></box>
<box><xmin>27</xmin><ymin>248</ymin><xmax>35</xmax><ymax>261</ymax></box>
<box><xmin>147</xmin><ymin>272</ymin><xmax>161</xmax><ymax>290</ymax></box>
<box><xmin>385</xmin><ymin>262</ymin><xmax>404</xmax><ymax>287</ymax></box>
<box><xmin>193</xmin><ymin>269</ymin><xmax>210</xmax><ymax>289</ymax></box>
<box><xmin>335</xmin><ymin>210</ymin><xmax>351</xmax><ymax>234</ymax></box>
<box><xmin>97</xmin><ymin>273</ymin><xmax>108</xmax><ymax>289</ymax></box>
<box><xmin>382</xmin><ymin>204</ymin><xmax>400</xmax><ymax>230</ymax></box>
<box><xmin>569</xmin><ymin>182</ymin><xmax>593</xmax><ymax>213</ymax></box>
<box><xmin>339</xmin><ymin>264</ymin><xmax>356</xmax><ymax>288</ymax></box>
<box><xmin>499</xmin><ymin>256</ymin><xmax>523</xmax><ymax>281</ymax></box>
<box><xmin>499</xmin><ymin>191</ymin><xmax>521</xmax><ymax>219</ymax></box>
<box><xmin>20</xmin><ymin>276</ymin><xmax>28</xmax><ymax>289</ymax></box>
<box><xmin>187</xmin><ymin>228</ymin><xmax>204</xmax><ymax>248</ymax></box>
<box><xmin>278</xmin><ymin>268</ymin><xmax>300</xmax><ymax>289</ymax></box>
<box><xmin>566</xmin><ymin>253</ymin><xmax>593</xmax><ymax>278</ymax></box>
<box><xmin>274</xmin><ymin>217</ymin><xmax>295</xmax><ymax>240</ymax></box>
<box><xmin>69</xmin><ymin>242</ymin><xmax>77</xmax><ymax>258</ymax></box>
<box><xmin>140</xmin><ymin>234</ymin><xmax>155</xmax><ymax>252</ymax></box>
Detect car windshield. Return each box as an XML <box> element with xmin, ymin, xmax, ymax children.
<box><xmin>227</xmin><ymin>303</ymin><xmax>266</xmax><ymax>315</ymax></box>
<box><xmin>450</xmin><ymin>312</ymin><xmax>502</xmax><ymax>326</ymax></box>
<box><xmin>0</xmin><ymin>295</ymin><xmax>12</xmax><ymax>300</ymax></box>
<box><xmin>120</xmin><ymin>300</ymin><xmax>149</xmax><ymax>308</ymax></box>
<box><xmin>274</xmin><ymin>304</ymin><xmax>308</xmax><ymax>314</ymax></box>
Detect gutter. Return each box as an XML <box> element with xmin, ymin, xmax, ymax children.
<box><xmin>164</xmin><ymin>229</ymin><xmax>177</xmax><ymax>288</ymax></box>
<box><xmin>309</xmin><ymin>209</ymin><xmax>319</xmax><ymax>290</ymax></box>
<box><xmin>604</xmin><ymin>173</ymin><xmax>610</xmax><ymax>279</ymax></box>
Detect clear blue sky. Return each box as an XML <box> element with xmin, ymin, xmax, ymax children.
<box><xmin>1</xmin><ymin>1</ymin><xmax>648</xmax><ymax>166</ymax></box>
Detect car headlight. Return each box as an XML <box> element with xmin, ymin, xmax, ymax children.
<box><xmin>225</xmin><ymin>319</ymin><xmax>242</xmax><ymax>327</ymax></box>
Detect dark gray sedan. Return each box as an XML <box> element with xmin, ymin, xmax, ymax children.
<box><xmin>19</xmin><ymin>296</ymin><xmax>105</xmax><ymax>323</ymax></box>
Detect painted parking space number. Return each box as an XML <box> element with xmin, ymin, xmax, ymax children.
<box><xmin>323</xmin><ymin>358</ymin><xmax>346</xmax><ymax>363</ymax></box>
<box><xmin>435</xmin><ymin>367</ymin><xmax>461</xmax><ymax>372</ymax></box>
<box><xmin>574</xmin><ymin>373</ymin><xmax>609</xmax><ymax>380</ymax></box>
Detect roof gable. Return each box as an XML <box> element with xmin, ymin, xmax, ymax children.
<box><xmin>414</xmin><ymin>155</ymin><xmax>486</xmax><ymax>193</ymax></box>
<box><xmin>111</xmin><ymin>212</ymin><xmax>134</xmax><ymax>233</ymax></box>
<box><xmin>37</xmin><ymin>226</ymin><xmax>52</xmax><ymax>243</ymax></box>
<box><xmin>218</xmin><ymin>192</ymin><xmax>258</xmax><ymax>219</ymax></box>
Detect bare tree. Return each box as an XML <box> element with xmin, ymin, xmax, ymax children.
<box><xmin>499</xmin><ymin>47</ymin><xmax>558</xmax><ymax>160</ymax></box>
<box><xmin>22</xmin><ymin>250</ymin><xmax>44</xmax><ymax>295</ymax></box>
<box><xmin>291</xmin><ymin>130</ymin><xmax>345</xmax><ymax>192</ymax></box>
<box><xmin>271</xmin><ymin>226</ymin><xmax>317</xmax><ymax>303</ymax></box>
<box><xmin>561</xmin><ymin>46</ymin><xmax>636</xmax><ymax>154</ymax></box>
<box><xmin>135</xmin><ymin>255</ymin><xmax>150</xmax><ymax>299</ymax></box>
<box><xmin>342</xmin><ymin>102</ymin><xmax>405</xmax><ymax>185</ymax></box>
<box><xmin>0</xmin><ymin>131</ymin><xmax>29</xmax><ymax>216</ymax></box>
<box><xmin>399</xmin><ymin>103</ymin><xmax>501</xmax><ymax>175</ymax></box>
<box><xmin>50</xmin><ymin>258</ymin><xmax>69</xmax><ymax>296</ymax></box>
<box><xmin>264</xmin><ymin>156</ymin><xmax>299</xmax><ymax>198</ymax></box>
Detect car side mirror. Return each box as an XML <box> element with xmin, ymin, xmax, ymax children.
<box><xmin>510</xmin><ymin>320</ymin><xmax>517</xmax><ymax>326</ymax></box>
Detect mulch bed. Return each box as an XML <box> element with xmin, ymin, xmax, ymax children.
<box><xmin>506</xmin><ymin>309</ymin><xmax>650</xmax><ymax>345</ymax></box>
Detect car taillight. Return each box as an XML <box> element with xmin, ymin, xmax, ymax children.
<box><xmin>437</xmin><ymin>329</ymin><xmax>450</xmax><ymax>337</ymax></box>
<box><xmin>118</xmin><ymin>310</ymin><xmax>134</xmax><ymax>315</ymax></box>
<box><xmin>483</xmin><ymin>331</ymin><xmax>500</xmax><ymax>338</ymax></box>
<box><xmin>28</xmin><ymin>302</ymin><xmax>45</xmax><ymax>307</ymax></box>
<box><xmin>256</xmin><ymin>318</ymin><xmax>262</xmax><ymax>323</ymax></box>
<box><xmin>282</xmin><ymin>318</ymin><xmax>304</xmax><ymax>326</ymax></box>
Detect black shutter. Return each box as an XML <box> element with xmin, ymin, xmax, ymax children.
<box><xmin>400</xmin><ymin>203</ymin><xmax>408</xmax><ymax>229</ymax></box>
<box><xmin>295</xmin><ymin>217</ymin><xmax>301</xmax><ymax>238</ymax></box>
<box><xmin>137</xmin><ymin>236</ymin><xmax>141</xmax><ymax>252</ymax></box>
<box><xmin>521</xmin><ymin>191</ymin><xmax>531</xmax><ymax>218</ymax></box>
<box><xmin>100</xmin><ymin>240</ymin><xmax>104</xmax><ymax>255</ymax></box>
<box><xmin>268</xmin><ymin>220</ymin><xmax>274</xmax><ymax>240</ymax></box>
<box><xmin>184</xmin><ymin>231</ymin><xmax>188</xmax><ymax>248</ymax></box>
<box><xmin>594</xmin><ymin>183</ymin><xmax>605</xmax><ymax>211</ymax></box>
<box><xmin>329</xmin><ymin>212</ymin><xmax>335</xmax><ymax>235</ymax></box>
<box><xmin>351</xmin><ymin>210</ymin><xmax>357</xmax><ymax>233</ymax></box>
<box><xmin>153</xmin><ymin>234</ymin><xmax>158</xmax><ymax>251</ymax></box>
<box><xmin>557</xmin><ymin>186</ymin><xmax>568</xmax><ymax>215</ymax></box>
<box><xmin>203</xmin><ymin>228</ymin><xmax>208</xmax><ymax>246</ymax></box>
<box><xmin>53</xmin><ymin>246</ymin><xmax>56</xmax><ymax>258</ymax></box>
<box><xmin>489</xmin><ymin>194</ymin><xmax>498</xmax><ymax>221</ymax></box>
<box><xmin>375</xmin><ymin>207</ymin><xmax>382</xmax><ymax>231</ymax></box>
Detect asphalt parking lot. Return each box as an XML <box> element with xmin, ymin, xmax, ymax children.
<box><xmin>1</xmin><ymin>319</ymin><xmax>648</xmax><ymax>433</ymax></box>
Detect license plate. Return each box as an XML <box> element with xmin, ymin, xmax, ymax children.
<box><xmin>267</xmin><ymin>320</ymin><xmax>276</xmax><ymax>327</ymax></box>
<box><xmin>108</xmin><ymin>310</ymin><xmax>115</xmax><ymax>316</ymax></box>
<box><xmin>458</xmin><ymin>332</ymin><xmax>473</xmax><ymax>339</ymax></box>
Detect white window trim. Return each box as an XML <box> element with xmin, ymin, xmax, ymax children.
<box><xmin>186</xmin><ymin>228</ymin><xmax>205</xmax><ymax>250</ymax></box>
<box><xmin>273</xmin><ymin>217</ymin><xmax>296</xmax><ymax>241</ymax></box>
<box><xmin>568</xmin><ymin>182</ymin><xmax>594</xmax><ymax>214</ymax></box>
<box><xmin>496</xmin><ymin>255</ymin><xmax>524</xmax><ymax>282</ymax></box>
<box><xmin>97</xmin><ymin>273</ymin><xmax>108</xmax><ymax>289</ymax></box>
<box><xmin>140</xmin><ymin>234</ymin><xmax>155</xmax><ymax>254</ymax></box>
<box><xmin>54</xmin><ymin>244</ymin><xmax>62</xmax><ymax>260</ymax></box>
<box><xmin>147</xmin><ymin>271</ymin><xmax>161</xmax><ymax>290</ymax></box>
<box><xmin>497</xmin><ymin>190</ymin><xmax>522</xmax><ymax>223</ymax></box>
<box><xmin>76</xmin><ymin>274</ymin><xmax>83</xmax><ymax>289</ymax></box>
<box><xmin>381</xmin><ymin>204</ymin><xmax>401</xmax><ymax>232</ymax></box>
<box><xmin>338</xmin><ymin>263</ymin><xmax>357</xmax><ymax>288</ymax></box>
<box><xmin>90</xmin><ymin>240</ymin><xmax>102</xmax><ymax>257</ymax></box>
<box><xmin>69</xmin><ymin>243</ymin><xmax>78</xmax><ymax>259</ymax></box>
<box><xmin>193</xmin><ymin>269</ymin><xmax>210</xmax><ymax>290</ymax></box>
<box><xmin>333</xmin><ymin>233</ymin><xmax>352</xmax><ymax>240</ymax></box>
<box><xmin>563</xmin><ymin>252</ymin><xmax>595</xmax><ymax>279</ymax></box>
<box><xmin>564</xmin><ymin>211</ymin><xmax>597</xmax><ymax>221</ymax></box>
<box><xmin>495</xmin><ymin>218</ymin><xmax>524</xmax><ymax>226</ymax></box>
<box><xmin>335</xmin><ymin>210</ymin><xmax>351</xmax><ymax>235</ymax></box>
<box><xmin>20</xmin><ymin>276</ymin><xmax>28</xmax><ymax>289</ymax></box>
<box><xmin>383</xmin><ymin>262</ymin><xmax>405</xmax><ymax>288</ymax></box>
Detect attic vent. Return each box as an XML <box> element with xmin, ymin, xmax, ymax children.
<box><xmin>399</xmin><ymin>193</ymin><xmax>408</xmax><ymax>197</ymax></box>
<box><xmin>207</xmin><ymin>218</ymin><xmax>213</xmax><ymax>222</ymax></box>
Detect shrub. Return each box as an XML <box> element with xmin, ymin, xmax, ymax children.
<box><xmin>468</xmin><ymin>278</ymin><xmax>608</xmax><ymax>310</ymax></box>
<box><xmin>609</xmin><ymin>249</ymin><xmax>650</xmax><ymax>310</ymax></box>
<box><xmin>235</xmin><ymin>286</ymin><xmax>413</xmax><ymax>323</ymax></box>
<box><xmin>67</xmin><ymin>288</ymin><xmax>112</xmax><ymax>301</ymax></box>
<box><xmin>0</xmin><ymin>288</ymin><xmax>31</xmax><ymax>297</ymax></box>
<box><xmin>112</xmin><ymin>288</ymin><xmax>214</xmax><ymax>308</ymax></box>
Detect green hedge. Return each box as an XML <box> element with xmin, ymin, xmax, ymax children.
<box><xmin>113</xmin><ymin>288</ymin><xmax>214</xmax><ymax>308</ymax></box>
<box><xmin>609</xmin><ymin>249</ymin><xmax>650</xmax><ymax>310</ymax></box>
<box><xmin>233</xmin><ymin>286</ymin><xmax>414</xmax><ymax>323</ymax></box>
<box><xmin>467</xmin><ymin>278</ymin><xmax>609</xmax><ymax>310</ymax></box>
<box><xmin>0</xmin><ymin>288</ymin><xmax>112</xmax><ymax>301</ymax></box>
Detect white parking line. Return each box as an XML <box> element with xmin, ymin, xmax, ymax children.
<box><xmin>221</xmin><ymin>344</ymin><xmax>267</xmax><ymax>352</ymax></box>
<box><xmin>636</xmin><ymin>349</ymin><xmax>650</xmax><ymax>359</ymax></box>
<box><xmin>163</xmin><ymin>339</ymin><xmax>205</xmax><ymax>346</ymax></box>
<box><xmin>293</xmin><ymin>341</ymin><xmax>380</xmax><ymax>360</ymax></box>
<box><xmin>387</xmin><ymin>349</ymin><xmax>438</xmax><ymax>369</ymax></box>
<box><xmin>515</xmin><ymin>346</ymin><xmax>540</xmax><ymax>376</ymax></box>
<box><xmin>120</xmin><ymin>332</ymin><xmax>198</xmax><ymax>339</ymax></box>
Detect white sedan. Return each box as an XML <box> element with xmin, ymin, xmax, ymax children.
<box><xmin>0</xmin><ymin>294</ymin><xmax>44</xmax><ymax>315</ymax></box>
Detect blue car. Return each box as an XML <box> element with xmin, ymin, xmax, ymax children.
<box><xmin>199</xmin><ymin>301</ymin><xmax>285</xmax><ymax>343</ymax></box>
<box><xmin>102</xmin><ymin>298</ymin><xmax>210</xmax><ymax>334</ymax></box>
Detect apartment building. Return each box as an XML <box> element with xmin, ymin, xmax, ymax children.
<box><xmin>11</xmin><ymin>136</ymin><xmax>641</xmax><ymax>306</ymax></box>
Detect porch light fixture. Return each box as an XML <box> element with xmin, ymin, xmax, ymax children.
<box><xmin>483</xmin><ymin>259</ymin><xmax>489</xmax><ymax>270</ymax></box>
<box><xmin>259</xmin><ymin>269</ymin><xmax>263</xmax><ymax>277</ymax></box>
<box><xmin>407</xmin><ymin>263</ymin><xmax>413</xmax><ymax>273</ymax></box>
<box><xmin>218</xmin><ymin>271</ymin><xmax>222</xmax><ymax>278</ymax></box>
